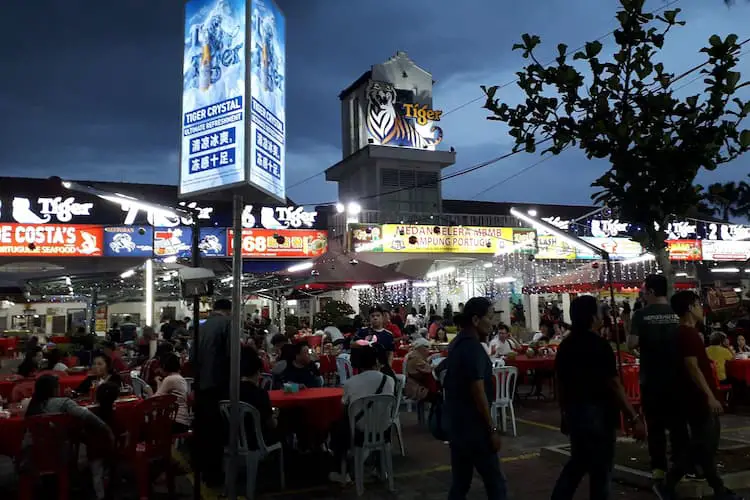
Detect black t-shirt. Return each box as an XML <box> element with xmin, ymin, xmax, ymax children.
<box><xmin>239</xmin><ymin>380</ymin><xmax>273</xmax><ymax>449</ymax></box>
<box><xmin>281</xmin><ymin>363</ymin><xmax>322</xmax><ymax>388</ymax></box>
<box><xmin>443</xmin><ymin>332</ymin><xmax>494</xmax><ymax>445</ymax></box>
<box><xmin>631</xmin><ymin>303</ymin><xmax>680</xmax><ymax>391</ymax></box>
<box><xmin>160</xmin><ymin>322</ymin><xmax>175</xmax><ymax>341</ymax></box>
<box><xmin>355</xmin><ymin>327</ymin><xmax>395</xmax><ymax>352</ymax></box>
<box><xmin>555</xmin><ymin>330</ymin><xmax>618</xmax><ymax>418</ymax></box>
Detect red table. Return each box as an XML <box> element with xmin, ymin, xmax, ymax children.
<box><xmin>0</xmin><ymin>374</ymin><xmax>88</xmax><ymax>400</ymax></box>
<box><xmin>48</xmin><ymin>335</ymin><xmax>70</xmax><ymax>344</ymax></box>
<box><xmin>269</xmin><ymin>387</ymin><xmax>343</xmax><ymax>431</ymax></box>
<box><xmin>727</xmin><ymin>359</ymin><xmax>750</xmax><ymax>385</ymax></box>
<box><xmin>504</xmin><ymin>355</ymin><xmax>556</xmax><ymax>374</ymax></box>
<box><xmin>0</xmin><ymin>337</ymin><xmax>18</xmax><ymax>356</ymax></box>
<box><xmin>0</xmin><ymin>396</ymin><xmax>140</xmax><ymax>458</ymax></box>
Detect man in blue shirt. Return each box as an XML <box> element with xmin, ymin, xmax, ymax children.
<box><xmin>443</xmin><ymin>297</ymin><xmax>506</xmax><ymax>500</ymax></box>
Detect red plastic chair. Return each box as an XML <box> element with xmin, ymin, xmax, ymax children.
<box><xmin>711</xmin><ymin>361</ymin><xmax>732</xmax><ymax>407</ymax></box>
<box><xmin>126</xmin><ymin>395</ymin><xmax>179</xmax><ymax>500</ymax></box>
<box><xmin>18</xmin><ymin>413</ymin><xmax>76</xmax><ymax>500</ymax></box>
<box><xmin>11</xmin><ymin>381</ymin><xmax>37</xmax><ymax>402</ymax></box>
<box><xmin>620</xmin><ymin>366</ymin><xmax>641</xmax><ymax>435</ymax></box>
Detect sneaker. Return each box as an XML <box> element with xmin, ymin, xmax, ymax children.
<box><xmin>652</xmin><ymin>468</ymin><xmax>666</xmax><ymax>481</ymax></box>
<box><xmin>652</xmin><ymin>482</ymin><xmax>672</xmax><ymax>500</ymax></box>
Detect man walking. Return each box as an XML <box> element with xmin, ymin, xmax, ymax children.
<box><xmin>191</xmin><ymin>298</ymin><xmax>232</xmax><ymax>489</ymax></box>
<box><xmin>443</xmin><ymin>297</ymin><xmax>507</xmax><ymax>500</ymax></box>
<box><xmin>653</xmin><ymin>291</ymin><xmax>742</xmax><ymax>500</ymax></box>
<box><xmin>628</xmin><ymin>274</ymin><xmax>687</xmax><ymax>480</ymax></box>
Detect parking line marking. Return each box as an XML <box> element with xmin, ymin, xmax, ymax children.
<box><xmin>516</xmin><ymin>418</ymin><xmax>560</xmax><ymax>431</ymax></box>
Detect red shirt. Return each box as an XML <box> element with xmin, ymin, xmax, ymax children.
<box><xmin>677</xmin><ymin>325</ymin><xmax>717</xmax><ymax>414</ymax></box>
<box><xmin>111</xmin><ymin>352</ymin><xmax>128</xmax><ymax>373</ymax></box>
<box><xmin>386</xmin><ymin>322</ymin><xmax>402</xmax><ymax>339</ymax></box>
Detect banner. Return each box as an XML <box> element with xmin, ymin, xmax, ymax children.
<box><xmin>0</xmin><ymin>224</ymin><xmax>103</xmax><ymax>257</ymax></box>
<box><xmin>666</xmin><ymin>240</ymin><xmax>702</xmax><ymax>261</ymax></box>
<box><xmin>180</xmin><ymin>0</ymin><xmax>248</xmax><ymax>196</ymax></box>
<box><xmin>536</xmin><ymin>233</ymin><xmax>576</xmax><ymax>260</ymax></box>
<box><xmin>576</xmin><ymin>237</ymin><xmax>643</xmax><ymax>260</ymax></box>
<box><xmin>511</xmin><ymin>228</ymin><xmax>537</xmax><ymax>255</ymax></box>
<box><xmin>103</xmin><ymin>226</ymin><xmax>153</xmax><ymax>257</ymax></box>
<box><xmin>701</xmin><ymin>239</ymin><xmax>750</xmax><ymax>261</ymax></box>
<box><xmin>227</xmin><ymin>229</ymin><xmax>327</xmax><ymax>257</ymax></box>
<box><xmin>153</xmin><ymin>227</ymin><xmax>193</xmax><ymax>258</ymax></box>
<box><xmin>198</xmin><ymin>227</ymin><xmax>227</xmax><ymax>257</ymax></box>
<box><xmin>380</xmin><ymin>225</ymin><xmax>513</xmax><ymax>254</ymax></box>
<box><xmin>350</xmin><ymin>224</ymin><xmax>384</xmax><ymax>252</ymax></box>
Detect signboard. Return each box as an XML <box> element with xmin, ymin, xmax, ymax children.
<box><xmin>364</xmin><ymin>80</ymin><xmax>443</xmax><ymax>151</ymax></box>
<box><xmin>249</xmin><ymin>0</ymin><xmax>286</xmax><ymax>201</ymax></box>
<box><xmin>701</xmin><ymin>222</ymin><xmax>750</xmax><ymax>241</ymax></box>
<box><xmin>180</xmin><ymin>0</ymin><xmax>248</xmax><ymax>196</ymax></box>
<box><xmin>701</xmin><ymin>239</ymin><xmax>750</xmax><ymax>261</ymax></box>
<box><xmin>0</xmin><ymin>224</ymin><xmax>103</xmax><ymax>257</ymax></box>
<box><xmin>666</xmin><ymin>240</ymin><xmax>702</xmax><ymax>261</ymax></box>
<box><xmin>379</xmin><ymin>225</ymin><xmax>512</xmax><ymax>254</ymax></box>
<box><xmin>241</xmin><ymin>205</ymin><xmax>315</xmax><ymax>229</ymax></box>
<box><xmin>536</xmin><ymin>233</ymin><xmax>576</xmax><ymax>260</ymax></box>
<box><xmin>103</xmin><ymin>226</ymin><xmax>153</xmax><ymax>257</ymax></box>
<box><xmin>198</xmin><ymin>227</ymin><xmax>227</xmax><ymax>257</ymax></box>
<box><xmin>350</xmin><ymin>224</ymin><xmax>384</xmax><ymax>252</ymax></box>
<box><xmin>153</xmin><ymin>227</ymin><xmax>193</xmax><ymax>258</ymax></box>
<box><xmin>511</xmin><ymin>228</ymin><xmax>537</xmax><ymax>255</ymax></box>
<box><xmin>227</xmin><ymin>229</ymin><xmax>327</xmax><ymax>257</ymax></box>
<box><xmin>576</xmin><ymin>237</ymin><xmax>643</xmax><ymax>260</ymax></box>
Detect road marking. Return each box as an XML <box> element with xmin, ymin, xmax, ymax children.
<box><xmin>723</xmin><ymin>425</ymin><xmax>750</xmax><ymax>433</ymax></box>
<box><xmin>259</xmin><ymin>452</ymin><xmax>540</xmax><ymax>497</ymax></box>
<box><xmin>516</xmin><ymin>418</ymin><xmax>560</xmax><ymax>431</ymax></box>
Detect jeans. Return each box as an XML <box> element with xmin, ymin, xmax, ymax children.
<box><xmin>665</xmin><ymin>412</ymin><xmax>726</xmax><ymax>495</ymax></box>
<box><xmin>641</xmin><ymin>387</ymin><xmax>689</xmax><ymax>471</ymax></box>
<box><xmin>551</xmin><ymin>404</ymin><xmax>615</xmax><ymax>500</ymax></box>
<box><xmin>448</xmin><ymin>439</ymin><xmax>507</xmax><ymax>500</ymax></box>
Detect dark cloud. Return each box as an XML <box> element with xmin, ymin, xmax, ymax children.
<box><xmin>1</xmin><ymin>0</ymin><xmax>748</xmax><ymax>206</ymax></box>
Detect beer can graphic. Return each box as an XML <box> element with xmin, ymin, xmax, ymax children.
<box><xmin>199</xmin><ymin>43</ymin><xmax>212</xmax><ymax>91</ymax></box>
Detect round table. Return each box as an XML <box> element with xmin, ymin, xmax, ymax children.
<box><xmin>727</xmin><ymin>359</ymin><xmax>750</xmax><ymax>385</ymax></box>
<box><xmin>269</xmin><ymin>387</ymin><xmax>343</xmax><ymax>431</ymax></box>
<box><xmin>0</xmin><ymin>373</ymin><xmax>89</xmax><ymax>400</ymax></box>
<box><xmin>504</xmin><ymin>355</ymin><xmax>556</xmax><ymax>373</ymax></box>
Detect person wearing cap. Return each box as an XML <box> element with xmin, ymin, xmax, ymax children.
<box><xmin>404</xmin><ymin>338</ymin><xmax>438</xmax><ymax>402</ymax></box>
<box><xmin>354</xmin><ymin>305</ymin><xmax>395</xmax><ymax>364</ymax></box>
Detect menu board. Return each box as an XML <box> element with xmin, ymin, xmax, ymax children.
<box><xmin>227</xmin><ymin>229</ymin><xmax>327</xmax><ymax>258</ymax></box>
<box><xmin>0</xmin><ymin>224</ymin><xmax>103</xmax><ymax>257</ymax></box>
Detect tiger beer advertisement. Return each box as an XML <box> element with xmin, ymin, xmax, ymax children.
<box><xmin>380</xmin><ymin>225</ymin><xmax>513</xmax><ymax>254</ymax></box>
<box><xmin>0</xmin><ymin>224</ymin><xmax>103</xmax><ymax>257</ymax></box>
<box><xmin>666</xmin><ymin>240</ymin><xmax>702</xmax><ymax>261</ymax></box>
<box><xmin>227</xmin><ymin>229</ymin><xmax>327</xmax><ymax>258</ymax></box>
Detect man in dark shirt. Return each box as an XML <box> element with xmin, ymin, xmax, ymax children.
<box><xmin>443</xmin><ymin>297</ymin><xmax>506</xmax><ymax>500</ymax></box>
<box><xmin>119</xmin><ymin>316</ymin><xmax>138</xmax><ymax>343</ymax></box>
<box><xmin>281</xmin><ymin>343</ymin><xmax>322</xmax><ymax>388</ymax></box>
<box><xmin>553</xmin><ymin>295</ymin><xmax>643</xmax><ymax>500</ymax></box>
<box><xmin>628</xmin><ymin>274</ymin><xmax>687</xmax><ymax>478</ymax></box>
<box><xmin>239</xmin><ymin>348</ymin><xmax>278</xmax><ymax>449</ymax></box>
<box><xmin>355</xmin><ymin>305</ymin><xmax>395</xmax><ymax>363</ymax></box>
<box><xmin>654</xmin><ymin>291</ymin><xmax>742</xmax><ymax>500</ymax></box>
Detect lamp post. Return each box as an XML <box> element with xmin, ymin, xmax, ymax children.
<box><xmin>509</xmin><ymin>208</ymin><xmax>625</xmax><ymax>379</ymax></box>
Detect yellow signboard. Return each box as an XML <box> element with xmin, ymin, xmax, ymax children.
<box><xmin>536</xmin><ymin>233</ymin><xmax>577</xmax><ymax>260</ymax></box>
<box><xmin>380</xmin><ymin>225</ymin><xmax>514</xmax><ymax>254</ymax></box>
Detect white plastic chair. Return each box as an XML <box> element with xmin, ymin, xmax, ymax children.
<box><xmin>219</xmin><ymin>400</ymin><xmax>284</xmax><ymax>500</ymax></box>
<box><xmin>343</xmin><ymin>394</ymin><xmax>396</xmax><ymax>496</ymax></box>
<box><xmin>491</xmin><ymin>366</ymin><xmax>518</xmax><ymax>436</ymax></box>
<box><xmin>259</xmin><ymin>373</ymin><xmax>273</xmax><ymax>391</ymax></box>
<box><xmin>131</xmin><ymin>374</ymin><xmax>149</xmax><ymax>399</ymax></box>
<box><xmin>336</xmin><ymin>356</ymin><xmax>353</xmax><ymax>386</ymax></box>
<box><xmin>392</xmin><ymin>374</ymin><xmax>407</xmax><ymax>456</ymax></box>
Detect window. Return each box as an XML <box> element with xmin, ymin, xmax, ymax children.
<box><xmin>380</xmin><ymin>168</ymin><xmax>439</xmax><ymax>213</ymax></box>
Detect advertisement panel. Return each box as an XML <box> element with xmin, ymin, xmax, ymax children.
<box><xmin>536</xmin><ymin>233</ymin><xmax>576</xmax><ymax>260</ymax></box>
<box><xmin>180</xmin><ymin>0</ymin><xmax>247</xmax><ymax>196</ymax></box>
<box><xmin>0</xmin><ymin>224</ymin><xmax>103</xmax><ymax>257</ymax></box>
<box><xmin>103</xmin><ymin>226</ymin><xmax>153</xmax><ymax>257</ymax></box>
<box><xmin>249</xmin><ymin>0</ymin><xmax>286</xmax><ymax>201</ymax></box>
<box><xmin>350</xmin><ymin>224</ymin><xmax>384</xmax><ymax>252</ymax></box>
<box><xmin>666</xmin><ymin>240</ymin><xmax>702</xmax><ymax>261</ymax></box>
<box><xmin>153</xmin><ymin>227</ymin><xmax>193</xmax><ymax>258</ymax></box>
<box><xmin>227</xmin><ymin>229</ymin><xmax>327</xmax><ymax>257</ymax></box>
<box><xmin>379</xmin><ymin>225</ymin><xmax>513</xmax><ymax>254</ymax></box>
<box><xmin>198</xmin><ymin>227</ymin><xmax>228</xmax><ymax>257</ymax></box>
<box><xmin>511</xmin><ymin>228</ymin><xmax>537</xmax><ymax>255</ymax></box>
<box><xmin>701</xmin><ymin>239</ymin><xmax>750</xmax><ymax>261</ymax></box>
<box><xmin>576</xmin><ymin>237</ymin><xmax>643</xmax><ymax>260</ymax></box>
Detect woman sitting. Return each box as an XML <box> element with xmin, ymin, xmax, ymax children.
<box><xmin>404</xmin><ymin>338</ymin><xmax>439</xmax><ymax>402</ymax></box>
<box><xmin>17</xmin><ymin>347</ymin><xmax>43</xmax><ymax>378</ymax></box>
<box><xmin>737</xmin><ymin>334</ymin><xmax>750</xmax><ymax>354</ymax></box>
<box><xmin>154</xmin><ymin>353</ymin><xmax>191</xmax><ymax>433</ymax></box>
<box><xmin>75</xmin><ymin>354</ymin><xmax>122</xmax><ymax>396</ymax></box>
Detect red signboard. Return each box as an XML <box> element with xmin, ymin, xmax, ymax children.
<box><xmin>227</xmin><ymin>229</ymin><xmax>328</xmax><ymax>258</ymax></box>
<box><xmin>0</xmin><ymin>224</ymin><xmax>104</xmax><ymax>257</ymax></box>
<box><xmin>666</xmin><ymin>240</ymin><xmax>702</xmax><ymax>261</ymax></box>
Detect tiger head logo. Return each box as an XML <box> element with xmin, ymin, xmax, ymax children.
<box><xmin>366</xmin><ymin>81</ymin><xmax>397</xmax><ymax>112</ymax></box>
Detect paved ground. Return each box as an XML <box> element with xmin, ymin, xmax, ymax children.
<box><xmin>3</xmin><ymin>360</ymin><xmax>750</xmax><ymax>499</ymax></box>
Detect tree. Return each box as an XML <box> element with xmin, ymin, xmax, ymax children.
<box><xmin>312</xmin><ymin>300</ymin><xmax>355</xmax><ymax>330</ymax></box>
<box><xmin>482</xmin><ymin>0</ymin><xmax>750</xmax><ymax>293</ymax></box>
<box><xmin>703</xmin><ymin>181</ymin><xmax>748</xmax><ymax>220</ymax></box>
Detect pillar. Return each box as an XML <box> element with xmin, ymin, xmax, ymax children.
<box><xmin>561</xmin><ymin>293</ymin><xmax>571</xmax><ymax>324</ymax></box>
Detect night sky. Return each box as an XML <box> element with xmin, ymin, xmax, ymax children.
<box><xmin>1</xmin><ymin>0</ymin><xmax>749</xmax><ymax>207</ymax></box>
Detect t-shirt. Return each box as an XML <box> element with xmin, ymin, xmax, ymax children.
<box><xmin>156</xmin><ymin>373</ymin><xmax>190</xmax><ymax>426</ymax></box>
<box><xmin>555</xmin><ymin>330</ymin><xmax>618</xmax><ymax>423</ymax></box>
<box><xmin>706</xmin><ymin>345</ymin><xmax>733</xmax><ymax>381</ymax></box>
<box><xmin>355</xmin><ymin>328</ymin><xmax>394</xmax><ymax>352</ymax></box>
<box><xmin>678</xmin><ymin>325</ymin><xmax>717</xmax><ymax>415</ymax></box>
<box><xmin>443</xmin><ymin>332</ymin><xmax>494</xmax><ymax>444</ymax></box>
<box><xmin>489</xmin><ymin>337</ymin><xmax>513</xmax><ymax>357</ymax></box>
<box><xmin>343</xmin><ymin>370</ymin><xmax>395</xmax><ymax>429</ymax></box>
<box><xmin>630</xmin><ymin>303</ymin><xmax>680</xmax><ymax>390</ymax></box>
<box><xmin>282</xmin><ymin>363</ymin><xmax>322</xmax><ymax>388</ymax></box>
<box><xmin>240</xmin><ymin>380</ymin><xmax>274</xmax><ymax>449</ymax></box>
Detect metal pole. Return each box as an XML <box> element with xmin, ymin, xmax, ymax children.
<box><xmin>227</xmin><ymin>194</ymin><xmax>243</xmax><ymax>500</ymax></box>
<box><xmin>605</xmin><ymin>255</ymin><xmax>624</xmax><ymax>381</ymax></box>
<box><xmin>191</xmin><ymin>219</ymin><xmax>201</xmax><ymax>500</ymax></box>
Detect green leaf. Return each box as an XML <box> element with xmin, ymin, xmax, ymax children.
<box><xmin>727</xmin><ymin>71</ymin><xmax>741</xmax><ymax>89</ymax></box>
<box><xmin>709</xmin><ymin>35</ymin><xmax>722</xmax><ymax>47</ymax></box>
<box><xmin>585</xmin><ymin>41</ymin><xmax>603</xmax><ymax>58</ymax></box>
<box><xmin>557</xmin><ymin>43</ymin><xmax>568</xmax><ymax>58</ymax></box>
<box><xmin>741</xmin><ymin>130</ymin><xmax>750</xmax><ymax>149</ymax></box>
